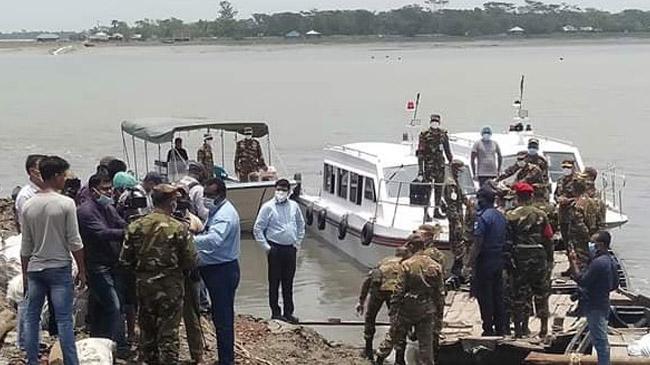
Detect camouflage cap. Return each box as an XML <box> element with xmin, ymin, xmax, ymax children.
<box><xmin>154</xmin><ymin>183</ymin><xmax>181</xmax><ymax>195</ymax></box>
<box><xmin>430</xmin><ymin>114</ymin><xmax>441</xmax><ymax>122</ymax></box>
<box><xmin>243</xmin><ymin>127</ymin><xmax>253</xmax><ymax>135</ymax></box>
<box><xmin>528</xmin><ymin>138</ymin><xmax>540</xmax><ymax>148</ymax></box>
<box><xmin>203</xmin><ymin>133</ymin><xmax>214</xmax><ymax>141</ymax></box>
<box><xmin>561</xmin><ymin>160</ymin><xmax>575</xmax><ymax>168</ymax></box>
<box><xmin>405</xmin><ymin>233</ymin><xmax>425</xmax><ymax>250</ymax></box>
<box><xmin>418</xmin><ymin>223</ymin><xmax>442</xmax><ymax>236</ymax></box>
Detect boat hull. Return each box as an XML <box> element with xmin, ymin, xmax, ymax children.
<box><xmin>227</xmin><ymin>181</ymin><xmax>280</xmax><ymax>231</ymax></box>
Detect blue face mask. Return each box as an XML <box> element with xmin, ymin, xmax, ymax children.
<box><xmin>203</xmin><ymin>196</ymin><xmax>224</xmax><ymax>212</ymax></box>
<box><xmin>528</xmin><ymin>148</ymin><xmax>538</xmax><ymax>156</ymax></box>
<box><xmin>95</xmin><ymin>194</ymin><xmax>113</xmax><ymax>207</ymax></box>
<box><xmin>588</xmin><ymin>241</ymin><xmax>597</xmax><ymax>258</ymax></box>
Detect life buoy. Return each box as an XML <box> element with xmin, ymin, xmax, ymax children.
<box><xmin>338</xmin><ymin>214</ymin><xmax>349</xmax><ymax>240</ymax></box>
<box><xmin>305</xmin><ymin>204</ymin><xmax>314</xmax><ymax>226</ymax></box>
<box><xmin>361</xmin><ymin>221</ymin><xmax>374</xmax><ymax>246</ymax></box>
<box><xmin>317</xmin><ymin>209</ymin><xmax>327</xmax><ymax>231</ymax></box>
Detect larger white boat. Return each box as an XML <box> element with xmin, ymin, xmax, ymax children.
<box><xmin>296</xmin><ymin>116</ymin><xmax>628</xmax><ymax>269</ymax></box>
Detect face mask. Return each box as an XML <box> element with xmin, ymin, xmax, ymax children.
<box><xmin>528</xmin><ymin>148</ymin><xmax>538</xmax><ymax>156</ymax></box>
<box><xmin>563</xmin><ymin>168</ymin><xmax>573</xmax><ymax>176</ymax></box>
<box><xmin>517</xmin><ymin>160</ymin><xmax>526</xmax><ymax>168</ymax></box>
<box><xmin>430</xmin><ymin>122</ymin><xmax>440</xmax><ymax>129</ymax></box>
<box><xmin>203</xmin><ymin>196</ymin><xmax>225</xmax><ymax>212</ymax></box>
<box><xmin>588</xmin><ymin>241</ymin><xmax>597</xmax><ymax>258</ymax></box>
<box><xmin>482</xmin><ymin>134</ymin><xmax>491</xmax><ymax>142</ymax></box>
<box><xmin>275</xmin><ymin>191</ymin><xmax>289</xmax><ymax>203</ymax></box>
<box><xmin>244</xmin><ymin>134</ymin><xmax>252</xmax><ymax>140</ymax></box>
<box><xmin>95</xmin><ymin>193</ymin><xmax>113</xmax><ymax>207</ymax></box>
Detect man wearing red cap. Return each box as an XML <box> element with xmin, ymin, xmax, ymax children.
<box><xmin>505</xmin><ymin>182</ymin><xmax>554</xmax><ymax>338</ymax></box>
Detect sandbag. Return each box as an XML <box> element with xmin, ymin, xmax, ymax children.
<box><xmin>629</xmin><ymin>333</ymin><xmax>650</xmax><ymax>357</ymax></box>
<box><xmin>51</xmin><ymin>338</ymin><xmax>115</xmax><ymax>365</ymax></box>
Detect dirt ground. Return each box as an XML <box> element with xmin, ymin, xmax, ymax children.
<box><xmin>0</xmin><ymin>197</ymin><xmax>368</xmax><ymax>364</ymax></box>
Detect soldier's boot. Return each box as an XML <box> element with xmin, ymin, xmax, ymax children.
<box><xmin>363</xmin><ymin>339</ymin><xmax>374</xmax><ymax>360</ymax></box>
<box><xmin>539</xmin><ymin>316</ymin><xmax>549</xmax><ymax>338</ymax></box>
<box><xmin>394</xmin><ymin>349</ymin><xmax>406</xmax><ymax>365</ymax></box>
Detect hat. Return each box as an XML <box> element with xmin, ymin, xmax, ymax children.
<box><xmin>430</xmin><ymin>114</ymin><xmax>441</xmax><ymax>122</ymax></box>
<box><xmin>99</xmin><ymin>156</ymin><xmax>117</xmax><ymax>167</ymax></box>
<box><xmin>512</xmin><ymin>181</ymin><xmax>534</xmax><ymax>195</ymax></box>
<box><xmin>113</xmin><ymin>172</ymin><xmax>138</xmax><ymax>189</ymax></box>
<box><xmin>203</xmin><ymin>133</ymin><xmax>214</xmax><ymax>141</ymax></box>
<box><xmin>243</xmin><ymin>127</ymin><xmax>253</xmax><ymax>135</ymax></box>
<box><xmin>481</xmin><ymin>126</ymin><xmax>492</xmax><ymax>135</ymax></box>
<box><xmin>516</xmin><ymin>151</ymin><xmax>528</xmax><ymax>160</ymax></box>
<box><xmin>418</xmin><ymin>224</ymin><xmax>442</xmax><ymax>235</ymax></box>
<box><xmin>405</xmin><ymin>233</ymin><xmax>425</xmax><ymax>250</ymax></box>
<box><xmin>153</xmin><ymin>183</ymin><xmax>181</xmax><ymax>195</ymax></box>
<box><xmin>561</xmin><ymin>160</ymin><xmax>575</xmax><ymax>168</ymax></box>
<box><xmin>584</xmin><ymin>167</ymin><xmax>598</xmax><ymax>180</ymax></box>
<box><xmin>143</xmin><ymin>172</ymin><xmax>163</xmax><ymax>184</ymax></box>
<box><xmin>528</xmin><ymin>138</ymin><xmax>540</xmax><ymax>148</ymax></box>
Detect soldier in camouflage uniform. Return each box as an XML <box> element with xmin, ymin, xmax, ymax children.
<box><xmin>375</xmin><ymin>234</ymin><xmax>444</xmax><ymax>365</ymax></box>
<box><xmin>197</xmin><ymin>133</ymin><xmax>215</xmax><ymax>178</ymax></box>
<box><xmin>584</xmin><ymin>167</ymin><xmax>607</xmax><ymax>230</ymax></box>
<box><xmin>555</xmin><ymin>160</ymin><xmax>577</xmax><ymax>245</ymax></box>
<box><xmin>506</xmin><ymin>182</ymin><xmax>554</xmax><ymax>338</ymax></box>
<box><xmin>417</xmin><ymin>224</ymin><xmax>446</xmax><ymax>358</ymax></box>
<box><xmin>234</xmin><ymin>127</ymin><xmax>267</xmax><ymax>182</ymax></box>
<box><xmin>567</xmin><ymin>176</ymin><xmax>595</xmax><ymax>271</ymax></box>
<box><xmin>443</xmin><ymin>160</ymin><xmax>467</xmax><ymax>280</ymax></box>
<box><xmin>525</xmin><ymin>138</ymin><xmax>549</xmax><ymax>182</ymax></box>
<box><xmin>119</xmin><ymin>184</ymin><xmax>197</xmax><ymax>364</ymax></box>
<box><xmin>356</xmin><ymin>247</ymin><xmax>408</xmax><ymax>361</ymax></box>
<box><xmin>417</xmin><ymin>114</ymin><xmax>453</xmax><ymax>219</ymax></box>
<box><xmin>497</xmin><ymin>151</ymin><xmax>545</xmax><ymax>186</ymax></box>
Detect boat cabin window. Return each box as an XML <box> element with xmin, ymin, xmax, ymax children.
<box><xmin>364</xmin><ymin>177</ymin><xmax>376</xmax><ymax>202</ymax></box>
<box><xmin>457</xmin><ymin>166</ymin><xmax>476</xmax><ymax>195</ymax></box>
<box><xmin>545</xmin><ymin>152</ymin><xmax>579</xmax><ymax>182</ymax></box>
<box><xmin>383</xmin><ymin>164</ymin><xmax>419</xmax><ymax>198</ymax></box>
<box><xmin>349</xmin><ymin>173</ymin><xmax>363</xmax><ymax>205</ymax></box>
<box><xmin>323</xmin><ymin>164</ymin><xmax>335</xmax><ymax>194</ymax></box>
<box><xmin>337</xmin><ymin>168</ymin><xmax>349</xmax><ymax>199</ymax></box>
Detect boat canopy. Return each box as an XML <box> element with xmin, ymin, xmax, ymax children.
<box><xmin>121</xmin><ymin>117</ymin><xmax>269</xmax><ymax>144</ymax></box>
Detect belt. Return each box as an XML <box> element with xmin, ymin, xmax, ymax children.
<box><xmin>269</xmin><ymin>241</ymin><xmax>296</xmax><ymax>248</ymax></box>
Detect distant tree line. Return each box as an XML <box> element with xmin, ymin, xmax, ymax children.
<box><xmin>3</xmin><ymin>0</ymin><xmax>650</xmax><ymax>39</ymax></box>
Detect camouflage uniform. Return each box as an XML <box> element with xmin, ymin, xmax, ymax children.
<box><xmin>586</xmin><ymin>182</ymin><xmax>607</xmax><ymax>230</ymax></box>
<box><xmin>567</xmin><ymin>195</ymin><xmax>593</xmax><ymax>270</ymax></box>
<box><xmin>506</xmin><ymin>204</ymin><xmax>553</xmax><ymax>331</ymax></box>
<box><xmin>555</xmin><ymin>173</ymin><xmax>577</xmax><ymax>243</ymax></box>
<box><xmin>443</xmin><ymin>175</ymin><xmax>466</xmax><ymax>277</ymax></box>
<box><xmin>359</xmin><ymin>257</ymin><xmax>403</xmax><ymax>343</ymax></box>
<box><xmin>196</xmin><ymin>143</ymin><xmax>215</xmax><ymax>178</ymax></box>
<box><xmin>417</xmin><ymin>127</ymin><xmax>453</xmax><ymax>211</ymax></box>
<box><xmin>119</xmin><ymin>212</ymin><xmax>197</xmax><ymax>364</ymax></box>
<box><xmin>376</xmin><ymin>252</ymin><xmax>444</xmax><ymax>365</ymax></box>
<box><xmin>525</xmin><ymin>155</ymin><xmax>549</xmax><ymax>183</ymax></box>
<box><xmin>499</xmin><ymin>162</ymin><xmax>545</xmax><ymax>186</ymax></box>
<box><xmin>234</xmin><ymin>138</ymin><xmax>266</xmax><ymax>182</ymax></box>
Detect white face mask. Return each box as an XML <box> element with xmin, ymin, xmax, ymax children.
<box><xmin>482</xmin><ymin>133</ymin><xmax>491</xmax><ymax>142</ymax></box>
<box><xmin>430</xmin><ymin>121</ymin><xmax>440</xmax><ymax>128</ymax></box>
<box><xmin>275</xmin><ymin>190</ymin><xmax>289</xmax><ymax>203</ymax></box>
<box><xmin>562</xmin><ymin>168</ymin><xmax>573</xmax><ymax>176</ymax></box>
<box><xmin>244</xmin><ymin>134</ymin><xmax>252</xmax><ymax>140</ymax></box>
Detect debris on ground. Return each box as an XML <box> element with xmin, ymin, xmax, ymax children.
<box><xmin>0</xmin><ymin>197</ymin><xmax>368</xmax><ymax>364</ymax></box>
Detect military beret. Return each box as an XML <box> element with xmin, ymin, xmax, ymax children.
<box><xmin>430</xmin><ymin>114</ymin><xmax>441</xmax><ymax>122</ymax></box>
<box><xmin>513</xmin><ymin>181</ymin><xmax>534</xmax><ymax>195</ymax></box>
<box><xmin>528</xmin><ymin>138</ymin><xmax>540</xmax><ymax>147</ymax></box>
<box><xmin>561</xmin><ymin>160</ymin><xmax>575</xmax><ymax>168</ymax></box>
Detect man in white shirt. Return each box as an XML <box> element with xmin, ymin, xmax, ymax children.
<box><xmin>15</xmin><ymin>154</ymin><xmax>46</xmax><ymax>232</ymax></box>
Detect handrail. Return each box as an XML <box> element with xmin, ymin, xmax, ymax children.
<box><xmin>325</xmin><ymin>145</ymin><xmax>381</xmax><ymax>162</ymax></box>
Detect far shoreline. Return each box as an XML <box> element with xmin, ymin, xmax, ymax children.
<box><xmin>2</xmin><ymin>32</ymin><xmax>650</xmax><ymax>54</ymax></box>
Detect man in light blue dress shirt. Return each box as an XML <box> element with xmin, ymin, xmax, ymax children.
<box><xmin>194</xmin><ymin>177</ymin><xmax>240</xmax><ymax>365</ymax></box>
<box><xmin>253</xmin><ymin>179</ymin><xmax>305</xmax><ymax>324</ymax></box>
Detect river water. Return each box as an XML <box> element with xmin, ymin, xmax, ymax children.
<box><xmin>1</xmin><ymin>40</ymin><xmax>649</xmax><ymax>346</ymax></box>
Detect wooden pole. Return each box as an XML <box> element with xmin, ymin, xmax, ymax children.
<box><xmin>525</xmin><ymin>352</ymin><xmax>650</xmax><ymax>365</ymax></box>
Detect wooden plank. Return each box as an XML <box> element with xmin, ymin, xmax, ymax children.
<box><xmin>525</xmin><ymin>352</ymin><xmax>650</xmax><ymax>364</ymax></box>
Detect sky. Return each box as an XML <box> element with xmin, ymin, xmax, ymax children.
<box><xmin>1</xmin><ymin>0</ymin><xmax>649</xmax><ymax>33</ymax></box>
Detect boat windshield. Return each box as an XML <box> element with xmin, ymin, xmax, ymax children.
<box><xmin>382</xmin><ymin>164</ymin><xmax>476</xmax><ymax>199</ymax></box>
<box><xmin>545</xmin><ymin>152</ymin><xmax>579</xmax><ymax>182</ymax></box>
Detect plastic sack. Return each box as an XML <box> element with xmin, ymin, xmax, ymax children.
<box><xmin>6</xmin><ymin>274</ymin><xmax>23</xmax><ymax>304</ymax></box>
<box><xmin>628</xmin><ymin>333</ymin><xmax>650</xmax><ymax>357</ymax></box>
<box><xmin>77</xmin><ymin>338</ymin><xmax>115</xmax><ymax>364</ymax></box>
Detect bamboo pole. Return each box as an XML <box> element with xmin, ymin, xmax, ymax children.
<box><xmin>525</xmin><ymin>352</ymin><xmax>650</xmax><ymax>365</ymax></box>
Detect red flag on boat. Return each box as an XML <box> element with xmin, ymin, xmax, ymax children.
<box><xmin>406</xmin><ymin>100</ymin><xmax>415</xmax><ymax>111</ymax></box>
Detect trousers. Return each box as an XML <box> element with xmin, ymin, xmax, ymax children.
<box><xmin>267</xmin><ymin>242</ymin><xmax>297</xmax><ymax>317</ymax></box>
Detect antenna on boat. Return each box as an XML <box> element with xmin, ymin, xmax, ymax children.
<box><xmin>412</xmin><ymin>93</ymin><xmax>421</xmax><ymax>122</ymax></box>
<box><xmin>510</xmin><ymin>75</ymin><xmax>531</xmax><ymax>134</ymax></box>
<box><xmin>404</xmin><ymin>93</ymin><xmax>422</xmax><ymax>153</ymax></box>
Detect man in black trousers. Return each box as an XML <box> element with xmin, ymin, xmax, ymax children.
<box><xmin>253</xmin><ymin>179</ymin><xmax>306</xmax><ymax>324</ymax></box>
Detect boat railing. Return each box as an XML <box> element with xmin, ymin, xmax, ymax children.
<box><xmin>325</xmin><ymin>145</ymin><xmax>381</xmax><ymax>162</ymax></box>
<box><xmin>599</xmin><ymin>165</ymin><xmax>626</xmax><ymax>214</ymax></box>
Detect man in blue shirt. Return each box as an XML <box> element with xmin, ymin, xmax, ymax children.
<box><xmin>253</xmin><ymin>179</ymin><xmax>305</xmax><ymax>324</ymax></box>
<box><xmin>569</xmin><ymin>231</ymin><xmax>617</xmax><ymax>365</ymax></box>
<box><xmin>468</xmin><ymin>187</ymin><xmax>507</xmax><ymax>336</ymax></box>
<box><xmin>194</xmin><ymin>177</ymin><xmax>241</xmax><ymax>365</ymax></box>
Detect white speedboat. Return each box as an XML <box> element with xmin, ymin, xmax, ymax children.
<box><xmin>296</xmin><ymin>114</ymin><xmax>628</xmax><ymax>269</ymax></box>
<box><xmin>120</xmin><ymin>117</ymin><xmax>291</xmax><ymax>230</ymax></box>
